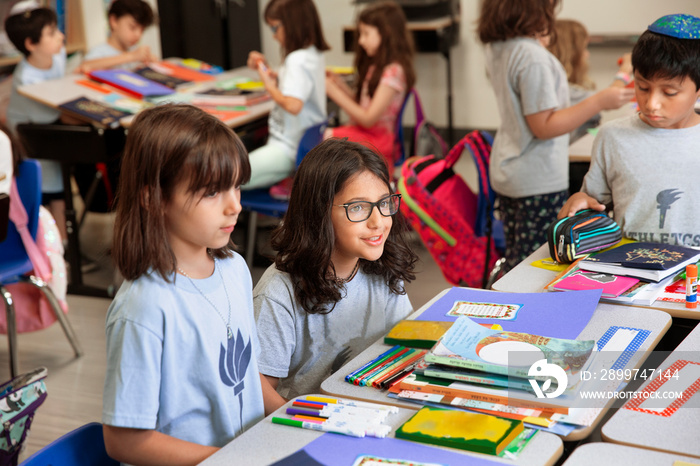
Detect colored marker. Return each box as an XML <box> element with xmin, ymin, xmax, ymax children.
<box><xmin>290</xmin><ymin>402</ymin><xmax>389</xmax><ymax>418</ymax></box>
<box><xmin>362</xmin><ymin>349</ymin><xmax>416</xmax><ymax>387</ymax></box>
<box><xmin>305</xmin><ymin>396</ymin><xmax>399</xmax><ymax>413</ymax></box>
<box><xmin>686</xmin><ymin>264</ymin><xmax>697</xmax><ymax>309</ymax></box>
<box><xmin>354</xmin><ymin>348</ymin><xmax>411</xmax><ymax>386</ymax></box>
<box><xmin>272</xmin><ymin>417</ymin><xmax>365</xmax><ymax>437</ymax></box>
<box><xmin>286</xmin><ymin>407</ymin><xmax>385</xmax><ymax>423</ymax></box>
<box><xmin>290</xmin><ymin>416</ymin><xmax>391</xmax><ymax>438</ymax></box>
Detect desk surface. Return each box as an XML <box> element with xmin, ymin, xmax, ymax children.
<box><xmin>562</xmin><ymin>442</ymin><xmax>700</xmax><ymax>466</ymax></box>
<box><xmin>201</xmin><ymin>395</ymin><xmax>564</xmax><ymax>466</ymax></box>
<box><xmin>17</xmin><ymin>66</ymin><xmax>274</xmax><ymax>129</ymax></box>
<box><xmin>492</xmin><ymin>245</ymin><xmax>700</xmax><ymax>320</ymax></box>
<box><xmin>321</xmin><ymin>288</ymin><xmax>671</xmax><ymax>442</ymax></box>
<box><xmin>601</xmin><ymin>323</ymin><xmax>700</xmax><ymax>458</ymax></box>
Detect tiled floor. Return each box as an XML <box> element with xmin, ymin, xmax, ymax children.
<box><xmin>4</xmin><ymin>200</ymin><xmax>454</xmax><ymax>460</ymax></box>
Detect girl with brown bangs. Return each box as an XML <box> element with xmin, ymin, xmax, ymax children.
<box><xmin>254</xmin><ymin>138</ymin><xmax>417</xmax><ymax>403</ymax></box>
<box><xmin>104</xmin><ymin>104</ymin><xmax>280</xmax><ymax>465</ymax></box>
<box><xmin>477</xmin><ymin>0</ymin><xmax>634</xmax><ymax>273</ymax></box>
<box><xmin>325</xmin><ymin>1</ymin><xmax>415</xmax><ymax>167</ymax></box>
<box><xmin>244</xmin><ymin>0</ymin><xmax>329</xmax><ymax>191</ymax></box>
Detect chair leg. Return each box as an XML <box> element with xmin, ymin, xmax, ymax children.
<box><xmin>1</xmin><ymin>285</ymin><xmax>19</xmax><ymax>378</ymax></box>
<box><xmin>24</xmin><ymin>276</ymin><xmax>83</xmax><ymax>358</ymax></box>
<box><xmin>78</xmin><ymin>170</ymin><xmax>103</xmax><ymax>230</ymax></box>
<box><xmin>245</xmin><ymin>212</ymin><xmax>258</xmax><ymax>268</ymax></box>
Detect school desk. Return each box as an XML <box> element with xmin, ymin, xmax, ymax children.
<box><xmin>492</xmin><ymin>245</ymin><xmax>700</xmax><ymax>320</ymax></box>
<box><xmin>16</xmin><ymin>66</ymin><xmax>275</xmax><ymax>129</ymax></box>
<box><xmin>199</xmin><ymin>395</ymin><xmax>564</xmax><ymax>466</ymax></box>
<box><xmin>562</xmin><ymin>442</ymin><xmax>700</xmax><ymax>466</ymax></box>
<box><xmin>320</xmin><ymin>288</ymin><xmax>671</xmax><ymax>442</ymax></box>
<box><xmin>601</xmin><ymin>323</ymin><xmax>700</xmax><ymax>458</ymax></box>
<box><xmin>16</xmin><ymin>66</ymin><xmax>273</xmax><ymax>297</ymax></box>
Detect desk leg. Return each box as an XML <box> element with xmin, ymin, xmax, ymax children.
<box><xmin>60</xmin><ymin>162</ymin><xmax>112</xmax><ymax>298</ymax></box>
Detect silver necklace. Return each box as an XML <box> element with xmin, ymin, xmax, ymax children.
<box><xmin>178</xmin><ymin>260</ymin><xmax>233</xmax><ymax>339</ymax></box>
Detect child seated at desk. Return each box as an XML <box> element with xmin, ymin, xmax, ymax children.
<box><xmin>254</xmin><ymin>139</ymin><xmax>417</xmax><ymax>408</ymax></box>
<box><xmin>559</xmin><ymin>14</ymin><xmax>700</xmax><ymax>246</ymax></box>
<box><xmin>4</xmin><ymin>1</ymin><xmax>84</xmax><ymax>241</ymax></box>
<box><xmin>78</xmin><ymin>0</ymin><xmax>155</xmax><ymax>73</ymax></box>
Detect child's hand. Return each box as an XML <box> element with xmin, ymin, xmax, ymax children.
<box><xmin>131</xmin><ymin>45</ymin><xmax>153</xmax><ymax>64</ymax></box>
<box><xmin>257</xmin><ymin>61</ymin><xmax>277</xmax><ymax>91</ymax></box>
<box><xmin>558</xmin><ymin>192</ymin><xmax>605</xmax><ymax>219</ymax></box>
<box><xmin>247</xmin><ymin>51</ymin><xmax>266</xmax><ymax>70</ymax></box>
<box><xmin>596</xmin><ymin>86</ymin><xmax>635</xmax><ymax>110</ymax></box>
<box><xmin>618</xmin><ymin>53</ymin><xmax>633</xmax><ymax>74</ymax></box>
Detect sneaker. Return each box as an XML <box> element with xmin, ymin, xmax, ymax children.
<box><xmin>269</xmin><ymin>177</ymin><xmax>293</xmax><ymax>201</ymax></box>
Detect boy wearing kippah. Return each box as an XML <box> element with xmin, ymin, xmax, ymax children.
<box><xmin>559</xmin><ymin>14</ymin><xmax>700</xmax><ymax>247</ymax></box>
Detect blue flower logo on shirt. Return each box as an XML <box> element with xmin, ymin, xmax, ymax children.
<box><xmin>219</xmin><ymin>329</ymin><xmax>252</xmax><ymax>427</ymax></box>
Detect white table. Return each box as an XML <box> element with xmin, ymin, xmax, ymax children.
<box><xmin>321</xmin><ymin>288</ymin><xmax>671</xmax><ymax>441</ymax></box>
<box><xmin>201</xmin><ymin>395</ymin><xmax>564</xmax><ymax>466</ymax></box>
<box><xmin>492</xmin><ymin>245</ymin><xmax>700</xmax><ymax>320</ymax></box>
<box><xmin>17</xmin><ymin>66</ymin><xmax>274</xmax><ymax>129</ymax></box>
<box><xmin>601</xmin><ymin>324</ymin><xmax>700</xmax><ymax>458</ymax></box>
<box><xmin>562</xmin><ymin>442</ymin><xmax>700</xmax><ymax>465</ymax></box>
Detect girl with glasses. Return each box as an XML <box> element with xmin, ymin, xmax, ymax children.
<box><xmin>253</xmin><ymin>138</ymin><xmax>417</xmax><ymax>407</ymax></box>
<box><xmin>244</xmin><ymin>0</ymin><xmax>329</xmax><ymax>190</ymax></box>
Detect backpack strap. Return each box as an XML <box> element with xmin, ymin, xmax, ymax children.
<box><xmin>411</xmin><ymin>88</ymin><xmax>425</xmax><ymax>128</ymax></box>
<box><xmin>8</xmin><ymin>179</ymin><xmax>51</xmax><ymax>281</ymax></box>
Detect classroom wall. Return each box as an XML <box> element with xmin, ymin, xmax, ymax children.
<box><xmin>258</xmin><ymin>0</ymin><xmax>700</xmax><ymax>131</ymax></box>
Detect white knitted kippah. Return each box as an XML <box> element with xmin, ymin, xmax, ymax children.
<box><xmin>8</xmin><ymin>0</ymin><xmax>41</xmax><ymax>17</ymax></box>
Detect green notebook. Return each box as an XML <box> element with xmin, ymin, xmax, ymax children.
<box><xmin>395</xmin><ymin>406</ymin><xmax>523</xmax><ymax>456</ymax></box>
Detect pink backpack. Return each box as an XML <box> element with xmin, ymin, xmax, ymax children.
<box><xmin>0</xmin><ymin>180</ymin><xmax>68</xmax><ymax>333</ymax></box>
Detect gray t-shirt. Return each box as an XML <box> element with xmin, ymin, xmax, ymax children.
<box><xmin>485</xmin><ymin>37</ymin><xmax>570</xmax><ymax>198</ymax></box>
<box><xmin>583</xmin><ymin>114</ymin><xmax>700</xmax><ymax>246</ymax></box>
<box><xmin>254</xmin><ymin>265</ymin><xmax>412</xmax><ymax>399</ymax></box>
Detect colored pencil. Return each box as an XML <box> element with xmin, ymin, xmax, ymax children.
<box><xmin>373</xmin><ymin>351</ymin><xmax>425</xmax><ymax>388</ymax></box>
<box><xmin>345</xmin><ymin>345</ymin><xmax>400</xmax><ymax>383</ymax></box>
<box><xmin>353</xmin><ymin>348</ymin><xmax>411</xmax><ymax>386</ymax></box>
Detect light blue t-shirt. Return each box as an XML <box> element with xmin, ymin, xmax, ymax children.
<box><xmin>84</xmin><ymin>42</ymin><xmax>121</xmax><ymax>60</ymax></box>
<box><xmin>7</xmin><ymin>47</ymin><xmax>66</xmax><ymax>193</ymax></box>
<box><xmin>103</xmin><ymin>254</ymin><xmax>265</xmax><ymax>447</ymax></box>
<box><xmin>268</xmin><ymin>45</ymin><xmax>326</xmax><ymax>154</ymax></box>
<box><xmin>254</xmin><ymin>265</ymin><xmax>412</xmax><ymax>399</ymax></box>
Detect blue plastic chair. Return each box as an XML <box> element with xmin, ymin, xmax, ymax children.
<box><xmin>240</xmin><ymin>118</ymin><xmax>330</xmax><ymax>267</ymax></box>
<box><xmin>22</xmin><ymin>422</ymin><xmax>118</xmax><ymax>466</ymax></box>
<box><xmin>0</xmin><ymin>160</ymin><xmax>82</xmax><ymax>378</ymax></box>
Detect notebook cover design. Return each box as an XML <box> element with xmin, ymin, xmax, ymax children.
<box><xmin>88</xmin><ymin>69</ymin><xmax>175</xmax><ymax>98</ymax></box>
<box><xmin>58</xmin><ymin>96</ymin><xmax>129</xmax><ymax>128</ymax></box>
<box><xmin>133</xmin><ymin>66</ymin><xmax>189</xmax><ymax>89</ymax></box>
<box><xmin>395</xmin><ymin>406</ymin><xmax>524</xmax><ymax>455</ymax></box>
<box><xmin>585</xmin><ymin>242</ymin><xmax>699</xmax><ymax>270</ymax></box>
<box><xmin>553</xmin><ymin>270</ymin><xmax>639</xmax><ymax>297</ymax></box>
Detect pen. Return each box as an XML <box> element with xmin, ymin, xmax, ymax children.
<box><xmin>272</xmin><ymin>416</ymin><xmax>365</xmax><ymax>437</ymax></box>
<box><xmin>305</xmin><ymin>395</ymin><xmax>399</xmax><ymax>413</ymax></box>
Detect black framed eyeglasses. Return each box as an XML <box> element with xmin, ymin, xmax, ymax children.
<box><xmin>334</xmin><ymin>194</ymin><xmax>402</xmax><ymax>222</ymax></box>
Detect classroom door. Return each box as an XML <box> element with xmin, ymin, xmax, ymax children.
<box><xmin>157</xmin><ymin>0</ymin><xmax>261</xmax><ymax>70</ymax></box>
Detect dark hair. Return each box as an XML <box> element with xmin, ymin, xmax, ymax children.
<box><xmin>108</xmin><ymin>0</ymin><xmax>155</xmax><ymax>28</ymax></box>
<box><xmin>4</xmin><ymin>7</ymin><xmax>57</xmax><ymax>57</ymax></box>
<box><xmin>264</xmin><ymin>0</ymin><xmax>330</xmax><ymax>55</ymax></box>
<box><xmin>271</xmin><ymin>138</ymin><xmax>417</xmax><ymax>315</ymax></box>
<box><xmin>632</xmin><ymin>30</ymin><xmax>700</xmax><ymax>90</ymax></box>
<box><xmin>477</xmin><ymin>0</ymin><xmax>560</xmax><ymax>44</ymax></box>
<box><xmin>354</xmin><ymin>1</ymin><xmax>415</xmax><ymax>100</ymax></box>
<box><xmin>112</xmin><ymin>104</ymin><xmax>251</xmax><ymax>281</ymax></box>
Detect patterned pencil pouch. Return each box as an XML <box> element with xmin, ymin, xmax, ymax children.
<box><xmin>547</xmin><ymin>209</ymin><xmax>622</xmax><ymax>263</ymax></box>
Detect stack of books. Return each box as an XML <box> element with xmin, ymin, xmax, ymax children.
<box><xmin>390</xmin><ymin>316</ymin><xmax>596</xmax><ymax>418</ymax></box>
<box><xmin>547</xmin><ymin>242</ymin><xmax>700</xmax><ymax>305</ymax></box>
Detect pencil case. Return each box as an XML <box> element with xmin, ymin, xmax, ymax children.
<box><xmin>547</xmin><ymin>209</ymin><xmax>622</xmax><ymax>263</ymax></box>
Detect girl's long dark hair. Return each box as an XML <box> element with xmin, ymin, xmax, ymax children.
<box><xmin>264</xmin><ymin>0</ymin><xmax>330</xmax><ymax>55</ymax></box>
<box><xmin>477</xmin><ymin>0</ymin><xmax>560</xmax><ymax>44</ymax></box>
<box><xmin>272</xmin><ymin>138</ymin><xmax>417</xmax><ymax>315</ymax></box>
<box><xmin>354</xmin><ymin>1</ymin><xmax>415</xmax><ymax>100</ymax></box>
<box><xmin>112</xmin><ymin>104</ymin><xmax>250</xmax><ymax>281</ymax></box>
